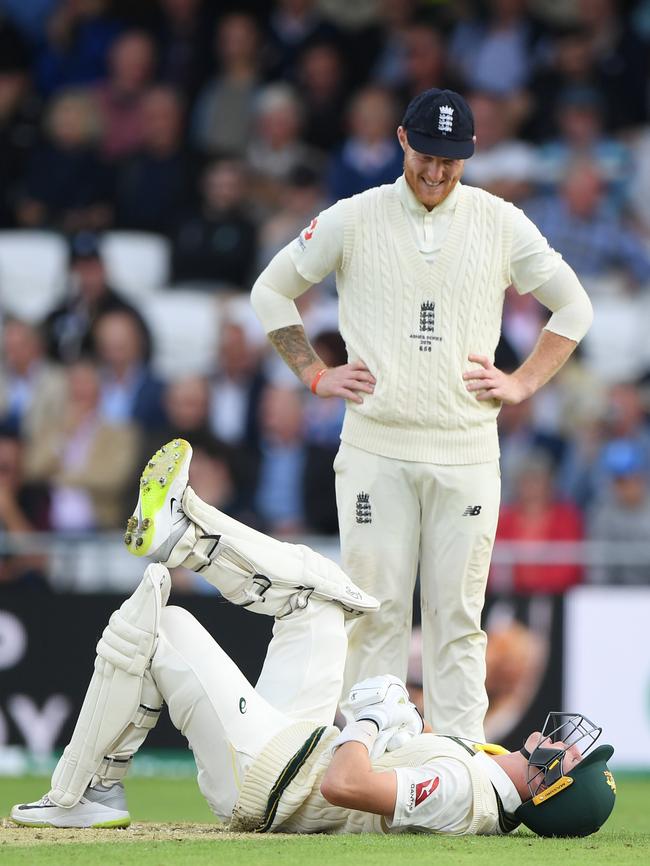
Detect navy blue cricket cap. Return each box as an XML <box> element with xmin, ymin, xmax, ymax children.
<box><xmin>402</xmin><ymin>88</ymin><xmax>475</xmax><ymax>159</ymax></box>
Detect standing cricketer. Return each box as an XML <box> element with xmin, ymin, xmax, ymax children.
<box><xmin>250</xmin><ymin>88</ymin><xmax>593</xmax><ymax>740</ymax></box>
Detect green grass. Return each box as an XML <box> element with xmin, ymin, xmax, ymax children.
<box><xmin>1</xmin><ymin>775</ymin><xmax>648</xmax><ymax>866</ymax></box>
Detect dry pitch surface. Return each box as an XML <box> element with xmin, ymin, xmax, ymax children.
<box><xmin>0</xmin><ymin>818</ymin><xmax>231</xmax><ymax>845</ymax></box>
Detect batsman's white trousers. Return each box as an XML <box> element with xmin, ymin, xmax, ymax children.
<box><xmin>335</xmin><ymin>443</ymin><xmax>500</xmax><ymax>740</ymax></box>
<box><xmin>151</xmin><ymin>600</ymin><xmax>346</xmax><ymax>820</ymax></box>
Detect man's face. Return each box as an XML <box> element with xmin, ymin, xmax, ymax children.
<box><xmin>397</xmin><ymin>126</ymin><xmax>465</xmax><ymax>209</ymax></box>
<box><xmin>523</xmin><ymin>730</ymin><xmax>583</xmax><ymax>792</ymax></box>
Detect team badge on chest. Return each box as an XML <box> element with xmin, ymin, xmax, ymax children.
<box><xmin>409</xmin><ymin>300</ymin><xmax>442</xmax><ymax>351</ymax></box>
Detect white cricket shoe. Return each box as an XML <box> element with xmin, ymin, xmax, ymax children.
<box><xmin>125</xmin><ymin>438</ymin><xmax>193</xmax><ymax>566</ymax></box>
<box><xmin>10</xmin><ymin>783</ymin><xmax>130</xmax><ymax>829</ymax></box>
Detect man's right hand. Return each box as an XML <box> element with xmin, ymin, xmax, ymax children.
<box><xmin>310</xmin><ymin>360</ymin><xmax>376</xmax><ymax>403</ymax></box>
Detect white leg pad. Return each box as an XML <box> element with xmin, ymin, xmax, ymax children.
<box><xmin>180</xmin><ymin>487</ymin><xmax>379</xmax><ymax>618</ymax></box>
<box><xmin>91</xmin><ymin>670</ymin><xmax>163</xmax><ymax>787</ymax></box>
<box><xmin>49</xmin><ymin>564</ymin><xmax>170</xmax><ymax>807</ymax></box>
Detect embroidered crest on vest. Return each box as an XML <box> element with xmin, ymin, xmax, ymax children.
<box><xmin>410</xmin><ymin>300</ymin><xmax>442</xmax><ymax>351</ymax></box>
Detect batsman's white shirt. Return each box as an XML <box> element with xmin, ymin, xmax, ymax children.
<box><xmin>389</xmin><ymin>751</ymin><xmax>520</xmax><ymax>833</ymax></box>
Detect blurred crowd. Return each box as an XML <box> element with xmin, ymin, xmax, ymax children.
<box><xmin>2</xmin><ymin>0</ymin><xmax>650</xmax><ymax>593</ymax></box>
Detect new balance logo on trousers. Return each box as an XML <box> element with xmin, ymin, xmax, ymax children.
<box><xmin>462</xmin><ymin>506</ymin><xmax>482</xmax><ymax>516</ymax></box>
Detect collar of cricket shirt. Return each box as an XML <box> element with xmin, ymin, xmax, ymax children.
<box><xmin>395</xmin><ymin>173</ymin><xmax>461</xmax><ymax>218</ymax></box>
<box><xmin>473</xmin><ymin>750</ymin><xmax>522</xmax><ymax>817</ymax></box>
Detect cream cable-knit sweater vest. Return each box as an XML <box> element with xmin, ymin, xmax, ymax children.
<box><xmin>338</xmin><ymin>183</ymin><xmax>514</xmax><ymax>464</ymax></box>
<box><xmin>230</xmin><ymin>724</ymin><xmax>501</xmax><ymax>836</ymax></box>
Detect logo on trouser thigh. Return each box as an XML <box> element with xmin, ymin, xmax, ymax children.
<box><xmin>462</xmin><ymin>505</ymin><xmax>482</xmax><ymax>516</ymax></box>
<box><xmin>356</xmin><ymin>492</ymin><xmax>372</xmax><ymax>524</ymax></box>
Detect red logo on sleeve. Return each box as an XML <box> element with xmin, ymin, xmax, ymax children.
<box><xmin>414</xmin><ymin>776</ymin><xmax>440</xmax><ymax>807</ymax></box>
<box><xmin>304</xmin><ymin>217</ymin><xmax>318</xmax><ymax>240</ymax></box>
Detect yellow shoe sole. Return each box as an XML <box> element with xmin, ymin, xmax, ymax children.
<box><xmin>124</xmin><ymin>438</ymin><xmax>192</xmax><ymax>557</ymax></box>
<box><xmin>10</xmin><ymin>816</ymin><xmax>131</xmax><ymax>829</ymax></box>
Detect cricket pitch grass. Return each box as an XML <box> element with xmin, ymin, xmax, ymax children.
<box><xmin>1</xmin><ymin>774</ymin><xmax>648</xmax><ymax>866</ymax></box>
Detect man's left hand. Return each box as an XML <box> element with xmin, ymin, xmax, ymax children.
<box><xmin>463</xmin><ymin>354</ymin><xmax>530</xmax><ymax>405</ymax></box>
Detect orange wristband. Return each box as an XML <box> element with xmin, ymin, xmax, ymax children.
<box><xmin>310</xmin><ymin>367</ymin><xmax>328</xmax><ymax>395</ymax></box>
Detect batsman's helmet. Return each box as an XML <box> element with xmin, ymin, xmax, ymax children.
<box><xmin>515</xmin><ymin>712</ymin><xmax>616</xmax><ymax>837</ymax></box>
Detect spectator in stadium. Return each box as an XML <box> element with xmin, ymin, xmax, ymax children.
<box><xmin>186</xmin><ymin>433</ymin><xmax>251</xmax><ymax>525</ymax></box>
<box><xmin>45</xmin><ymin>231</ymin><xmax>140</xmax><ymax>364</ymax></box>
<box><xmin>497</xmin><ymin>398</ymin><xmax>568</xmax><ymax>505</ymax></box>
<box><xmin>447</xmin><ymin>0</ymin><xmax>549</xmax><ymax>98</ymax></box>
<box><xmin>113</xmin><ymin>85</ymin><xmax>191</xmax><ymax>235</ymax></box>
<box><xmin>171</xmin><ymin>158</ymin><xmax>258</xmax><ymax>289</ymax></box>
<box><xmin>524</xmin><ymin>158</ymin><xmax>650</xmax><ymax>287</ymax></box>
<box><xmin>0</xmin><ymin>428</ymin><xmax>50</xmax><ymax>591</ymax></box>
<box><xmin>209</xmin><ymin>315</ymin><xmax>266</xmax><ymax>454</ymax></box>
<box><xmin>524</xmin><ymin>24</ymin><xmax>602</xmax><ymax>142</ymax></box>
<box><xmin>155</xmin><ymin>375</ymin><xmax>213</xmax><ymax>450</ymax></box>
<box><xmin>266</xmin><ymin>0</ymin><xmax>341</xmax><ymax>82</ymax></box>
<box><xmin>587</xmin><ymin>438</ymin><xmax>650</xmax><ymax>585</ymax></box>
<box><xmin>492</xmin><ymin>451</ymin><xmax>584</xmax><ymax>594</ymax></box>
<box><xmin>0</xmin><ymin>317</ymin><xmax>66</xmax><ymax>443</ymax></box>
<box><xmin>560</xmin><ymin>380</ymin><xmax>650</xmax><ymax>509</ymax></box>
<box><xmin>296</xmin><ymin>40</ymin><xmax>348</xmax><ymax>152</ymax></box>
<box><xmin>15</xmin><ymin>87</ymin><xmax>112</xmax><ymax>232</ymax></box>
<box><xmin>191</xmin><ymin>12</ymin><xmax>262</xmax><ymax>158</ymax></box>
<box><xmin>24</xmin><ymin>358</ymin><xmax>139</xmax><ymax>531</ymax></box>
<box><xmin>326</xmin><ymin>85</ymin><xmax>403</xmax><ymax>202</ymax></box>
<box><xmin>258</xmin><ymin>165</ymin><xmax>326</xmax><ymax>267</ymax></box>
<box><xmin>574</xmin><ymin>0</ymin><xmax>648</xmax><ymax>131</ymax></box>
<box><xmin>34</xmin><ymin>0</ymin><xmax>122</xmax><ymax>96</ymax></box>
<box><xmin>370</xmin><ymin>0</ymin><xmax>419</xmax><ymax>90</ymax></box>
<box><xmin>535</xmin><ymin>86</ymin><xmax>630</xmax><ymax>210</ymax></box>
<box><xmin>254</xmin><ymin>384</ymin><xmax>306</xmax><ymax>535</ymax></box>
<box><xmin>92</xmin><ymin>307</ymin><xmax>166</xmax><ymax>431</ymax></box>
<box><xmin>0</xmin><ymin>14</ymin><xmax>39</xmax><ymax>228</ymax></box>
<box><xmin>93</xmin><ymin>30</ymin><xmax>157</xmax><ymax>161</ymax></box>
<box><xmin>462</xmin><ymin>90</ymin><xmax>537</xmax><ymax>204</ymax></box>
<box><xmin>400</xmin><ymin>20</ymin><xmax>449</xmax><ymax>102</ymax></box>
<box><xmin>156</xmin><ymin>0</ymin><xmax>214</xmax><ymax>101</ymax></box>
<box><xmin>247</xmin><ymin>83</ymin><xmax>324</xmax><ymax>210</ymax></box>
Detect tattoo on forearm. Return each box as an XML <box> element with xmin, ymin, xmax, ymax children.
<box><xmin>268</xmin><ymin>325</ymin><xmax>321</xmax><ymax>381</ymax></box>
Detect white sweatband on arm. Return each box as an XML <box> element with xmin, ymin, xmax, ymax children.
<box><xmin>250</xmin><ymin>247</ymin><xmax>313</xmax><ymax>333</ymax></box>
<box><xmin>532</xmin><ymin>260</ymin><xmax>594</xmax><ymax>343</ymax></box>
<box><xmin>331</xmin><ymin>720</ymin><xmax>379</xmax><ymax>755</ymax></box>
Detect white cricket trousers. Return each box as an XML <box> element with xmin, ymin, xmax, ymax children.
<box><xmin>335</xmin><ymin>442</ymin><xmax>500</xmax><ymax>740</ymax></box>
<box><xmin>150</xmin><ymin>600</ymin><xmax>346</xmax><ymax>820</ymax></box>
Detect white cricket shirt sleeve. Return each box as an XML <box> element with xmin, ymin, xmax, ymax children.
<box><xmin>387</xmin><ymin>759</ymin><xmax>474</xmax><ymax>834</ymax></box>
<box><xmin>287</xmin><ymin>199</ymin><xmax>347</xmax><ymax>283</ymax></box>
<box><xmin>532</xmin><ymin>259</ymin><xmax>593</xmax><ymax>342</ymax></box>
<box><xmin>509</xmin><ymin>205</ymin><xmax>563</xmax><ymax>294</ymax></box>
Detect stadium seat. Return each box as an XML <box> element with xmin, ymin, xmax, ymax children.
<box><xmin>142</xmin><ymin>290</ymin><xmax>221</xmax><ymax>378</ymax></box>
<box><xmin>100</xmin><ymin>231</ymin><xmax>170</xmax><ymax>305</ymax></box>
<box><xmin>0</xmin><ymin>230</ymin><xmax>68</xmax><ymax>322</ymax></box>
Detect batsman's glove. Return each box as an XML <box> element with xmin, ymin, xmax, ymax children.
<box><xmin>348</xmin><ymin>675</ymin><xmax>423</xmax><ymax>758</ymax></box>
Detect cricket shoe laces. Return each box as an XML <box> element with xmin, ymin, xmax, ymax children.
<box><xmin>124</xmin><ymin>438</ymin><xmax>194</xmax><ymax>567</ymax></box>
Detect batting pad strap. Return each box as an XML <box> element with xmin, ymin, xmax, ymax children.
<box><xmin>331</xmin><ymin>720</ymin><xmax>378</xmax><ymax>755</ymax></box>
<box><xmin>96</xmin><ymin>755</ymin><xmax>133</xmax><ymax>784</ymax></box>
